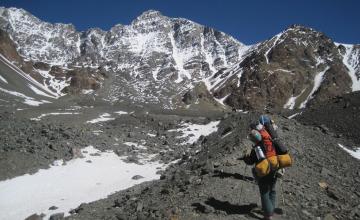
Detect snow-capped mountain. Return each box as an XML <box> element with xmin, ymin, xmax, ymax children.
<box><xmin>0</xmin><ymin>7</ymin><xmax>359</xmax><ymax>110</ymax></box>
<box><xmin>0</xmin><ymin>7</ymin><xmax>249</xmax><ymax>109</ymax></box>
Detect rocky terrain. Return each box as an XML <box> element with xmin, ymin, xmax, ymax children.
<box><xmin>297</xmin><ymin>91</ymin><xmax>360</xmax><ymax>146</ymax></box>
<box><xmin>58</xmin><ymin>112</ymin><xmax>359</xmax><ymax>220</ymax></box>
<box><xmin>0</xmin><ymin>102</ymin><xmax>358</xmax><ymax>220</ymax></box>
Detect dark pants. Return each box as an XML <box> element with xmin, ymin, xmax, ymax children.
<box><xmin>258</xmin><ymin>173</ymin><xmax>277</xmax><ymax>216</ymax></box>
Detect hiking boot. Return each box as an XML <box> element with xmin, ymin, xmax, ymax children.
<box><xmin>263</xmin><ymin>214</ymin><xmax>273</xmax><ymax>220</ymax></box>
<box><xmin>274</xmin><ymin>207</ymin><xmax>284</xmax><ymax>215</ymax></box>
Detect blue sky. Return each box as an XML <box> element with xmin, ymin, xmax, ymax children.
<box><xmin>1</xmin><ymin>0</ymin><xmax>359</xmax><ymax>45</ymax></box>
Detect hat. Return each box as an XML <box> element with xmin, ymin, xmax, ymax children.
<box><xmin>249</xmin><ymin>129</ymin><xmax>262</xmax><ymax>143</ymax></box>
<box><xmin>259</xmin><ymin>115</ymin><xmax>270</xmax><ymax>125</ymax></box>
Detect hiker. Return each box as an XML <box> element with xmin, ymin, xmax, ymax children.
<box><xmin>243</xmin><ymin>128</ymin><xmax>278</xmax><ymax>220</ymax></box>
<box><xmin>242</xmin><ymin>115</ymin><xmax>292</xmax><ymax>219</ymax></box>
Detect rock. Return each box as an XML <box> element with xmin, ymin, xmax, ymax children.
<box><xmin>318</xmin><ymin>181</ymin><xmax>328</xmax><ymax>189</ymax></box>
<box><xmin>49</xmin><ymin>213</ymin><xmax>64</xmax><ymax>220</ymax></box>
<box><xmin>324</xmin><ymin>214</ymin><xmax>336</xmax><ymax>220</ymax></box>
<box><xmin>282</xmin><ymin>126</ymin><xmax>290</xmax><ymax>131</ymax></box>
<box><xmin>136</xmin><ymin>201</ymin><xmax>143</xmax><ymax>212</ymax></box>
<box><xmin>302</xmin><ymin>209</ymin><xmax>313</xmax><ymax>217</ymax></box>
<box><xmin>200</xmin><ymin>161</ymin><xmax>214</xmax><ymax>175</ymax></box>
<box><xmin>24</xmin><ymin>214</ymin><xmax>43</xmax><ymax>220</ymax></box>
<box><xmin>132</xmin><ymin>175</ymin><xmax>144</xmax><ymax>180</ymax></box>
<box><xmin>326</xmin><ymin>187</ymin><xmax>340</xmax><ymax>201</ymax></box>
<box><xmin>114</xmin><ymin>212</ymin><xmax>127</xmax><ymax>220</ymax></box>
<box><xmin>319</xmin><ymin>125</ymin><xmax>330</xmax><ymax>134</ymax></box>
<box><xmin>349</xmin><ymin>204</ymin><xmax>360</xmax><ymax>219</ymax></box>
<box><xmin>71</xmin><ymin>147</ymin><xmax>83</xmax><ymax>158</ymax></box>
<box><xmin>192</xmin><ymin>202</ymin><xmax>214</xmax><ymax>214</ymax></box>
<box><xmin>73</xmin><ymin>203</ymin><xmax>86</xmax><ymax>213</ymax></box>
<box><xmin>48</xmin><ymin>206</ymin><xmax>58</xmax><ymax>210</ymax></box>
<box><xmin>221</xmin><ymin>127</ymin><xmax>232</xmax><ymax>136</ymax></box>
<box><xmin>213</xmin><ymin>162</ymin><xmax>220</xmax><ymax>168</ymax></box>
<box><xmin>320</xmin><ymin>167</ymin><xmax>331</xmax><ymax>176</ymax></box>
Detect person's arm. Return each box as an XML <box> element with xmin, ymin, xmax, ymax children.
<box><xmin>243</xmin><ymin>149</ymin><xmax>257</xmax><ymax>165</ymax></box>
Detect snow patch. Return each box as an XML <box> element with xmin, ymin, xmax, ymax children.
<box><xmin>339</xmin><ymin>44</ymin><xmax>360</xmax><ymax>91</ymax></box>
<box><xmin>0</xmin><ymin>54</ymin><xmax>58</xmax><ymax>98</ymax></box>
<box><xmin>37</xmin><ymin>70</ymin><xmax>71</xmax><ymax>96</ymax></box>
<box><xmin>274</xmin><ymin>69</ymin><xmax>295</xmax><ymax>75</ymax></box>
<box><xmin>0</xmin><ymin>86</ymin><xmax>50</xmax><ymax>106</ymax></box>
<box><xmin>283</xmin><ymin>96</ymin><xmax>297</xmax><ymax>109</ymax></box>
<box><xmin>123</xmin><ymin>142</ymin><xmax>147</xmax><ymax>150</ymax></box>
<box><xmin>338</xmin><ymin>144</ymin><xmax>360</xmax><ymax>160</ymax></box>
<box><xmin>214</xmin><ymin>94</ymin><xmax>230</xmax><ymax>106</ymax></box>
<box><xmin>147</xmin><ymin>133</ymin><xmax>156</xmax><ymax>137</ymax></box>
<box><xmin>168</xmin><ymin>31</ymin><xmax>191</xmax><ymax>83</ymax></box>
<box><xmin>0</xmin><ymin>146</ymin><xmax>164</xmax><ymax>220</ymax></box>
<box><xmin>92</xmin><ymin>130</ymin><xmax>103</xmax><ymax>135</ymax></box>
<box><xmin>23</xmin><ymin>99</ymin><xmax>50</xmax><ymax>106</ymax></box>
<box><xmin>114</xmin><ymin>111</ymin><xmax>128</xmax><ymax>115</ymax></box>
<box><xmin>169</xmin><ymin>121</ymin><xmax>220</xmax><ymax>144</ymax></box>
<box><xmin>0</xmin><ymin>75</ymin><xmax>8</xmax><ymax>83</ymax></box>
<box><xmin>287</xmin><ymin>112</ymin><xmax>302</xmax><ymax>119</ymax></box>
<box><xmin>283</xmin><ymin>88</ymin><xmax>306</xmax><ymax>109</ymax></box>
<box><xmin>31</xmin><ymin>112</ymin><xmax>80</xmax><ymax>121</ymax></box>
<box><xmin>81</xmin><ymin>89</ymin><xmax>94</xmax><ymax>94</ymax></box>
<box><xmin>28</xmin><ymin>84</ymin><xmax>56</xmax><ymax>98</ymax></box>
<box><xmin>264</xmin><ymin>32</ymin><xmax>285</xmax><ymax>64</ymax></box>
<box><xmin>300</xmin><ymin>67</ymin><xmax>330</xmax><ymax>108</ymax></box>
<box><xmin>86</xmin><ymin>113</ymin><xmax>115</xmax><ymax>124</ymax></box>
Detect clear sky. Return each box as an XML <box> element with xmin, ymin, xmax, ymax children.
<box><xmin>1</xmin><ymin>0</ymin><xmax>359</xmax><ymax>45</ymax></box>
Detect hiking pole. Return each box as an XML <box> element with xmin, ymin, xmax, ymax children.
<box><xmin>280</xmin><ymin>179</ymin><xmax>285</xmax><ymax>205</ymax></box>
<box><xmin>239</xmin><ymin>164</ymin><xmax>248</xmax><ymax>204</ymax></box>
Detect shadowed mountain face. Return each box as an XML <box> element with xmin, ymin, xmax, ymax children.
<box><xmin>0</xmin><ymin>7</ymin><xmax>359</xmax><ymax>110</ymax></box>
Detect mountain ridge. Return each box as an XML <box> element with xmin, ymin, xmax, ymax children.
<box><xmin>0</xmin><ymin>7</ymin><xmax>359</xmax><ymax>111</ymax></box>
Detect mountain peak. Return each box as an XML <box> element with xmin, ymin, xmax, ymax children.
<box><xmin>281</xmin><ymin>24</ymin><xmax>329</xmax><ymax>39</ymax></box>
<box><xmin>0</xmin><ymin>7</ymin><xmax>37</xmax><ymax>22</ymax></box>
<box><xmin>134</xmin><ymin>10</ymin><xmax>164</xmax><ymax>21</ymax></box>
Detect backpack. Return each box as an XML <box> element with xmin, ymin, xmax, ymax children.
<box><xmin>250</xmin><ymin>128</ymin><xmax>279</xmax><ymax>177</ymax></box>
<box><xmin>259</xmin><ymin>116</ymin><xmax>288</xmax><ymax>155</ymax></box>
<box><xmin>257</xmin><ymin>116</ymin><xmax>292</xmax><ymax>169</ymax></box>
<box><xmin>258</xmin><ymin>128</ymin><xmax>279</xmax><ymax>171</ymax></box>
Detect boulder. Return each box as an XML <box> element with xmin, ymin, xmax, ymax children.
<box><xmin>49</xmin><ymin>213</ymin><xmax>64</xmax><ymax>220</ymax></box>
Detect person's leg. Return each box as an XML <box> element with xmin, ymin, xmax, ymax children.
<box><xmin>258</xmin><ymin>178</ymin><xmax>273</xmax><ymax>217</ymax></box>
<box><xmin>269</xmin><ymin>176</ymin><xmax>277</xmax><ymax>214</ymax></box>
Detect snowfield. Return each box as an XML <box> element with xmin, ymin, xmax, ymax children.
<box><xmin>0</xmin><ymin>146</ymin><xmax>165</xmax><ymax>220</ymax></box>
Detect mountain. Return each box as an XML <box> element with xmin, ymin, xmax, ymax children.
<box><xmin>212</xmin><ymin>25</ymin><xmax>360</xmax><ymax>110</ymax></box>
<box><xmin>0</xmin><ymin>7</ymin><xmax>359</xmax><ymax>110</ymax></box>
<box><xmin>0</xmin><ymin>7</ymin><xmax>248</xmax><ymax>109</ymax></box>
